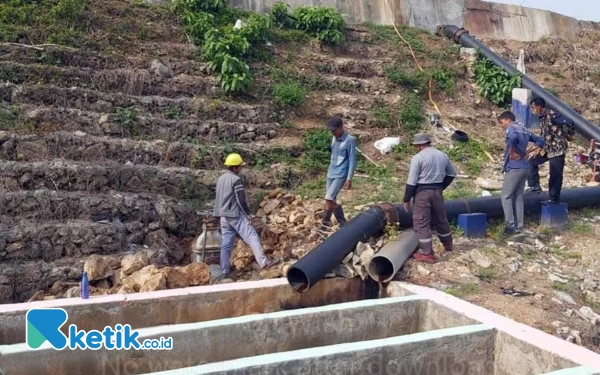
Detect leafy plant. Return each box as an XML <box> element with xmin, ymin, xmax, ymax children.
<box><xmin>444</xmin><ymin>138</ymin><xmax>489</xmax><ymax>176</ymax></box>
<box><xmin>301</xmin><ymin>128</ymin><xmax>332</xmax><ymax>172</ymax></box>
<box><xmin>371</xmin><ymin>100</ymin><xmax>394</xmax><ymax>128</ymax></box>
<box><xmin>292</xmin><ymin>6</ymin><xmax>345</xmax><ymax>45</ymax></box>
<box><xmin>273</xmin><ymin>81</ymin><xmax>308</xmax><ymax>108</ymax></box>
<box><xmin>114</xmin><ymin>107</ymin><xmax>138</xmax><ymax>136</ymax></box>
<box><xmin>473</xmin><ymin>52</ymin><xmax>521</xmax><ymax>107</ymax></box>
<box><xmin>171</xmin><ymin>0</ymin><xmax>227</xmax><ymax>13</ymax></box>
<box><xmin>271</xmin><ymin>1</ymin><xmax>294</xmax><ymax>29</ymax></box>
<box><xmin>399</xmin><ymin>94</ymin><xmax>423</xmax><ymax>135</ymax></box>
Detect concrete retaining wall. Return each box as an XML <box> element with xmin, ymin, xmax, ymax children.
<box><xmin>229</xmin><ymin>0</ymin><xmax>597</xmax><ymax>41</ymax></box>
<box><xmin>0</xmin><ymin>278</ymin><xmax>379</xmax><ymax>345</ymax></box>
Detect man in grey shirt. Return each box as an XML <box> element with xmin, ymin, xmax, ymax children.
<box><xmin>402</xmin><ymin>133</ymin><xmax>457</xmax><ymax>264</ymax></box>
<box><xmin>213</xmin><ymin>153</ymin><xmax>281</xmax><ymax>281</ymax></box>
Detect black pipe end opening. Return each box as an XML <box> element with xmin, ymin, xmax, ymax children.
<box><xmin>286</xmin><ymin>267</ymin><xmax>310</xmax><ymax>293</ymax></box>
<box><xmin>368</xmin><ymin>256</ymin><xmax>395</xmax><ymax>283</ymax></box>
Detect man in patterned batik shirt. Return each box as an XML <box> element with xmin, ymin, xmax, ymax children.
<box><xmin>526</xmin><ymin>97</ymin><xmax>575</xmax><ymax>203</ymax></box>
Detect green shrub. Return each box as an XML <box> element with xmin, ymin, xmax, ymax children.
<box><xmin>399</xmin><ymin>94</ymin><xmax>423</xmax><ymax>134</ymax></box>
<box><xmin>238</xmin><ymin>13</ymin><xmax>273</xmax><ymax>46</ymax></box>
<box><xmin>172</xmin><ymin>0</ymin><xmax>227</xmax><ymax>13</ymax></box>
<box><xmin>273</xmin><ymin>81</ymin><xmax>308</xmax><ymax>108</ymax></box>
<box><xmin>474</xmin><ymin>52</ymin><xmax>521</xmax><ymax>107</ymax></box>
<box><xmin>301</xmin><ymin>128</ymin><xmax>332</xmax><ymax>172</ymax></box>
<box><xmin>385</xmin><ymin>66</ymin><xmax>428</xmax><ymax>91</ymax></box>
<box><xmin>292</xmin><ymin>6</ymin><xmax>345</xmax><ymax>45</ymax></box>
<box><xmin>371</xmin><ymin>100</ymin><xmax>394</xmax><ymax>128</ymax></box>
<box><xmin>386</xmin><ymin>66</ymin><xmax>457</xmax><ymax>94</ymax></box>
<box><xmin>271</xmin><ymin>1</ymin><xmax>295</xmax><ymax>29</ymax></box>
<box><xmin>444</xmin><ymin>138</ymin><xmax>489</xmax><ymax>176</ymax></box>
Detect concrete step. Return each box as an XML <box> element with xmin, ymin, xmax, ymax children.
<box><xmin>0</xmin><ymin>61</ymin><xmax>219</xmax><ymax>97</ymax></box>
<box><xmin>4</xmin><ymin>85</ymin><xmax>271</xmax><ymax>123</ymax></box>
<box><xmin>0</xmin><ymin>131</ymin><xmax>294</xmax><ymax>169</ymax></box>
<box><xmin>0</xmin><ymin>189</ymin><xmax>203</xmax><ymax>236</ymax></box>
<box><xmin>0</xmin><ymin>159</ymin><xmax>216</xmax><ymax>199</ymax></box>
<box><xmin>12</xmin><ymin>106</ymin><xmax>278</xmax><ymax>142</ymax></box>
<box><xmin>0</xmin><ymin>295</ymin><xmax>483</xmax><ymax>374</ymax></box>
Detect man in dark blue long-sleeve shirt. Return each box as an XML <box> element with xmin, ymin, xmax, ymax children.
<box><xmin>498</xmin><ymin>111</ymin><xmax>545</xmax><ymax>235</ymax></box>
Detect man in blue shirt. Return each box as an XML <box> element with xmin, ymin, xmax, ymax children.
<box><xmin>322</xmin><ymin>116</ymin><xmax>357</xmax><ymax>228</ymax></box>
<box><xmin>498</xmin><ymin>111</ymin><xmax>545</xmax><ymax>235</ymax></box>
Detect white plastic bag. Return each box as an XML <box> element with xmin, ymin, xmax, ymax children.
<box><xmin>234</xmin><ymin>19</ymin><xmax>245</xmax><ymax>29</ymax></box>
<box><xmin>373</xmin><ymin>137</ymin><xmax>401</xmax><ymax>155</ymax></box>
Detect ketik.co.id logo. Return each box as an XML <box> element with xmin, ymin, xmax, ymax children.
<box><xmin>26</xmin><ymin>308</ymin><xmax>173</xmax><ymax>350</ymax></box>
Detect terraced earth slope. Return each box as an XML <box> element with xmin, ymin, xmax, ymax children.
<box><xmin>0</xmin><ymin>0</ymin><xmax>599</xmax><ymax>311</ymax></box>
<box><xmin>0</xmin><ymin>0</ymin><xmax>474</xmax><ymax>303</ymax></box>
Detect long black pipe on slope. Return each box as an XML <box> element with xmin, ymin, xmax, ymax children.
<box><xmin>287</xmin><ymin>186</ymin><xmax>600</xmax><ymax>292</ymax></box>
<box><xmin>439</xmin><ymin>25</ymin><xmax>600</xmax><ymax>142</ymax></box>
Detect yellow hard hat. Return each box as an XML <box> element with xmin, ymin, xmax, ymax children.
<box><xmin>224</xmin><ymin>153</ymin><xmax>245</xmax><ymax>166</ymax></box>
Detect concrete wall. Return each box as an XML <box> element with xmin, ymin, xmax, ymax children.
<box><xmin>0</xmin><ymin>278</ymin><xmax>378</xmax><ymax>345</ymax></box>
<box><xmin>144</xmin><ymin>324</ymin><xmax>496</xmax><ymax>375</ymax></box>
<box><xmin>229</xmin><ymin>0</ymin><xmax>597</xmax><ymax>41</ymax></box>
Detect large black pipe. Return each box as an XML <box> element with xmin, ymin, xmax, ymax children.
<box><xmin>394</xmin><ymin>186</ymin><xmax>600</xmax><ymax>229</ymax></box>
<box><xmin>287</xmin><ymin>186</ymin><xmax>600</xmax><ymax>292</ymax></box>
<box><xmin>287</xmin><ymin>206</ymin><xmax>385</xmax><ymax>292</ymax></box>
<box><xmin>439</xmin><ymin>25</ymin><xmax>600</xmax><ymax>142</ymax></box>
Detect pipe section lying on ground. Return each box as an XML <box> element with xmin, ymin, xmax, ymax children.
<box><xmin>394</xmin><ymin>186</ymin><xmax>600</xmax><ymax>229</ymax></box>
<box><xmin>367</xmin><ymin>230</ymin><xmax>419</xmax><ymax>283</ymax></box>
<box><xmin>288</xmin><ymin>186</ymin><xmax>600</xmax><ymax>292</ymax></box>
<box><xmin>287</xmin><ymin>206</ymin><xmax>385</xmax><ymax>292</ymax></box>
<box><xmin>439</xmin><ymin>25</ymin><xmax>600</xmax><ymax>142</ymax></box>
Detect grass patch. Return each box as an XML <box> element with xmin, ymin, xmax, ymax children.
<box><xmin>552</xmin><ymin>282</ymin><xmax>574</xmax><ymax>292</ymax></box>
<box><xmin>385</xmin><ymin>66</ymin><xmax>458</xmax><ymax>95</ymax></box>
<box><xmin>0</xmin><ymin>0</ymin><xmax>90</xmax><ymax>46</ymax></box>
<box><xmin>444</xmin><ymin>180</ymin><xmax>477</xmax><ymax>200</ymax></box>
<box><xmin>164</xmin><ymin>106</ymin><xmax>183</xmax><ymax>120</ymax></box>
<box><xmin>399</xmin><ymin>93</ymin><xmax>424</xmax><ymax>135</ymax></box>
<box><xmin>272</xmin><ymin>81</ymin><xmax>308</xmax><ymax>108</ymax></box>
<box><xmin>569</xmin><ymin>221</ymin><xmax>593</xmax><ymax>236</ymax></box>
<box><xmin>370</xmin><ymin>100</ymin><xmax>394</xmax><ymax>128</ymax></box>
<box><xmin>476</xmin><ymin>268</ymin><xmax>495</xmax><ymax>282</ymax></box>
<box><xmin>444</xmin><ymin>283</ymin><xmax>479</xmax><ymax>297</ymax></box>
<box><xmin>300</xmin><ymin>128</ymin><xmax>331</xmax><ymax>173</ymax></box>
<box><xmin>487</xmin><ymin>220</ymin><xmax>505</xmax><ymax>242</ymax></box>
<box><xmin>442</xmin><ymin>138</ymin><xmax>489</xmax><ymax>176</ymax></box>
<box><xmin>549</xmin><ymin>245</ymin><xmax>582</xmax><ymax>260</ymax></box>
<box><xmin>577</xmin><ymin>207</ymin><xmax>598</xmax><ymax>219</ymax></box>
<box><xmin>295</xmin><ymin>179</ymin><xmax>326</xmax><ymax>199</ymax></box>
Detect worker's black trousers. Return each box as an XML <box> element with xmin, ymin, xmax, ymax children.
<box><xmin>527</xmin><ymin>154</ymin><xmax>565</xmax><ymax>202</ymax></box>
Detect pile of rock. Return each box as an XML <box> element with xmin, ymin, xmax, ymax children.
<box><xmin>29</xmin><ymin>253</ymin><xmax>211</xmax><ymax>301</ymax></box>
<box><xmin>229</xmin><ymin>189</ymin><xmax>384</xmax><ymax>281</ymax></box>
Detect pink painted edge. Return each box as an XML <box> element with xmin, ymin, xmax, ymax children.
<box><xmin>397</xmin><ymin>282</ymin><xmax>600</xmax><ymax>370</ymax></box>
<box><xmin>0</xmin><ymin>279</ymin><xmax>288</xmax><ymax>313</ymax></box>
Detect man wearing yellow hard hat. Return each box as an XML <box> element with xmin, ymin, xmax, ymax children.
<box><xmin>213</xmin><ymin>153</ymin><xmax>281</xmax><ymax>281</ymax></box>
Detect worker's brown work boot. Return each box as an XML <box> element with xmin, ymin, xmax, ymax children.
<box><xmin>413</xmin><ymin>252</ymin><xmax>436</xmax><ymax>264</ymax></box>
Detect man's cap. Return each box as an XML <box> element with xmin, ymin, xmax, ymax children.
<box><xmin>411</xmin><ymin>133</ymin><xmax>432</xmax><ymax>145</ymax></box>
<box><xmin>327</xmin><ymin>116</ymin><xmax>343</xmax><ymax>131</ymax></box>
